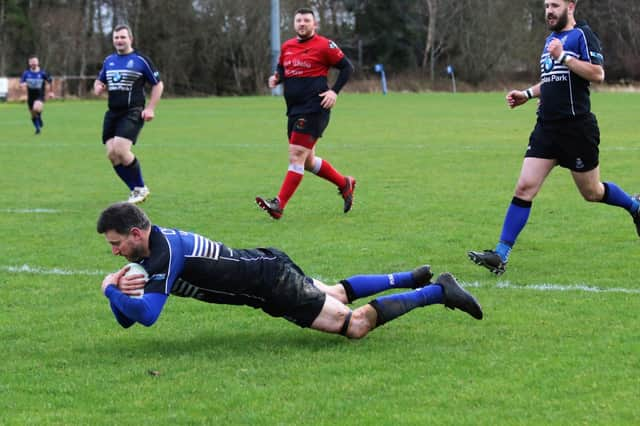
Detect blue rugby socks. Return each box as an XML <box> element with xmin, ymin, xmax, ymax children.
<box><xmin>496</xmin><ymin>197</ymin><xmax>532</xmax><ymax>262</ymax></box>
<box><xmin>369</xmin><ymin>285</ymin><xmax>444</xmax><ymax>326</ymax></box>
<box><xmin>113</xmin><ymin>158</ymin><xmax>145</xmax><ymax>190</ymax></box>
<box><xmin>341</xmin><ymin>271</ymin><xmax>420</xmax><ymax>302</ymax></box>
<box><xmin>601</xmin><ymin>182</ymin><xmax>639</xmax><ymax>214</ymax></box>
<box><xmin>126</xmin><ymin>157</ymin><xmax>145</xmax><ymax>188</ymax></box>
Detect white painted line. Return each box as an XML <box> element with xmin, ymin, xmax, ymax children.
<box><xmin>464</xmin><ymin>280</ymin><xmax>640</xmax><ymax>294</ymax></box>
<box><xmin>1</xmin><ymin>208</ymin><xmax>61</xmax><ymax>213</ymax></box>
<box><xmin>3</xmin><ymin>265</ymin><xmax>640</xmax><ymax>294</ymax></box>
<box><xmin>2</xmin><ymin>264</ymin><xmax>107</xmax><ymax>276</ymax></box>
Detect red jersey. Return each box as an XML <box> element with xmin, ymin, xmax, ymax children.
<box><xmin>278</xmin><ymin>34</ymin><xmax>346</xmax><ymax>116</ymax></box>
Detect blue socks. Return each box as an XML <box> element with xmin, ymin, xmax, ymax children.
<box><xmin>369</xmin><ymin>285</ymin><xmax>443</xmax><ymax>326</ymax></box>
<box><xmin>602</xmin><ymin>182</ymin><xmax>639</xmax><ymax>214</ymax></box>
<box><xmin>113</xmin><ymin>158</ymin><xmax>145</xmax><ymax>190</ymax></box>
<box><xmin>492</xmin><ymin>183</ymin><xmax>638</xmax><ymax>264</ymax></box>
<box><xmin>496</xmin><ymin>197</ymin><xmax>532</xmax><ymax>262</ymax></box>
<box><xmin>342</xmin><ymin>271</ymin><xmax>417</xmax><ymax>302</ymax></box>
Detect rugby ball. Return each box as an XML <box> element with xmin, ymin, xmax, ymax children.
<box><xmin>124</xmin><ymin>262</ymin><xmax>148</xmax><ymax>298</ymax></box>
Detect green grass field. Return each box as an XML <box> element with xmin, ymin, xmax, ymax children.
<box><xmin>1</xmin><ymin>92</ymin><xmax>639</xmax><ymax>425</ymax></box>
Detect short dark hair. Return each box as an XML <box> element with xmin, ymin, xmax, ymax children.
<box><xmin>113</xmin><ymin>24</ymin><xmax>133</xmax><ymax>38</ymax></box>
<box><xmin>295</xmin><ymin>8</ymin><xmax>316</xmax><ymax>19</ymax></box>
<box><xmin>97</xmin><ymin>202</ymin><xmax>150</xmax><ymax>235</ymax></box>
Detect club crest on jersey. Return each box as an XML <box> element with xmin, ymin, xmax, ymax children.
<box><xmin>126</xmin><ymin>59</ymin><xmax>134</xmax><ymax>68</ymax></box>
<box><xmin>328</xmin><ymin>40</ymin><xmax>338</xmax><ymax>49</ymax></box>
<box><xmin>112</xmin><ymin>71</ymin><xmax>122</xmax><ymax>83</ymax></box>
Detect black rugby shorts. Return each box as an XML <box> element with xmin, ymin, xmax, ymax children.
<box><xmin>102</xmin><ymin>107</ymin><xmax>145</xmax><ymax>144</ymax></box>
<box><xmin>259</xmin><ymin>248</ymin><xmax>326</xmax><ymax>328</ymax></box>
<box><xmin>287</xmin><ymin>110</ymin><xmax>331</xmax><ymax>140</ymax></box>
<box><xmin>526</xmin><ymin>113</ymin><xmax>600</xmax><ymax>172</ymax></box>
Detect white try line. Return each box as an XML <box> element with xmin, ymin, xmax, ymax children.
<box><xmin>2</xmin><ymin>264</ymin><xmax>107</xmax><ymax>276</ymax></box>
<box><xmin>464</xmin><ymin>280</ymin><xmax>640</xmax><ymax>295</ymax></box>
<box><xmin>3</xmin><ymin>265</ymin><xmax>640</xmax><ymax>294</ymax></box>
<box><xmin>309</xmin><ymin>275</ymin><xmax>640</xmax><ymax>295</ymax></box>
<box><xmin>1</xmin><ymin>208</ymin><xmax>61</xmax><ymax>214</ymax></box>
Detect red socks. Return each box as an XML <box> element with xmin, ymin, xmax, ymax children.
<box><xmin>314</xmin><ymin>158</ymin><xmax>346</xmax><ymax>188</ymax></box>
<box><xmin>277</xmin><ymin>169</ymin><xmax>304</xmax><ymax>208</ymax></box>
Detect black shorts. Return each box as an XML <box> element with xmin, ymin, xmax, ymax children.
<box><xmin>526</xmin><ymin>113</ymin><xmax>600</xmax><ymax>172</ymax></box>
<box><xmin>102</xmin><ymin>107</ymin><xmax>145</xmax><ymax>144</ymax></box>
<box><xmin>287</xmin><ymin>110</ymin><xmax>331</xmax><ymax>140</ymax></box>
<box><xmin>259</xmin><ymin>248</ymin><xmax>326</xmax><ymax>328</ymax></box>
<box><xmin>27</xmin><ymin>93</ymin><xmax>44</xmax><ymax>110</ymax></box>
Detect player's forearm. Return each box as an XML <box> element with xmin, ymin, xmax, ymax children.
<box><xmin>104</xmin><ymin>285</ymin><xmax>165</xmax><ymax>326</ymax></box>
<box><xmin>276</xmin><ymin>64</ymin><xmax>285</xmax><ymax>83</ymax></box>
<box><xmin>525</xmin><ymin>82</ymin><xmax>543</xmax><ymax>99</ymax></box>
<box><xmin>331</xmin><ymin>57</ymin><xmax>353</xmax><ymax>94</ymax></box>
<box><xmin>109</xmin><ymin>299</ymin><xmax>136</xmax><ymax>328</ymax></box>
<box><xmin>93</xmin><ymin>80</ymin><xmax>105</xmax><ymax>96</ymax></box>
<box><xmin>565</xmin><ymin>58</ymin><xmax>604</xmax><ymax>83</ymax></box>
<box><xmin>146</xmin><ymin>81</ymin><xmax>164</xmax><ymax>110</ymax></box>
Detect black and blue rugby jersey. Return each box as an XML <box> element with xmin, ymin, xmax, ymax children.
<box><xmin>97</xmin><ymin>50</ymin><xmax>161</xmax><ymax>111</ymax></box>
<box><xmin>141</xmin><ymin>226</ymin><xmax>288</xmax><ymax>306</ymax></box>
<box><xmin>538</xmin><ymin>21</ymin><xmax>604</xmax><ymax>120</ymax></box>
<box><xmin>20</xmin><ymin>69</ymin><xmax>52</xmax><ymax>98</ymax></box>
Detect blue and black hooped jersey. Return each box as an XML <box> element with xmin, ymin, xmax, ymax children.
<box><xmin>97</xmin><ymin>50</ymin><xmax>161</xmax><ymax>111</ymax></box>
<box><xmin>20</xmin><ymin>69</ymin><xmax>52</xmax><ymax>98</ymax></box>
<box><xmin>105</xmin><ymin>226</ymin><xmax>291</xmax><ymax>327</ymax></box>
<box><xmin>538</xmin><ymin>21</ymin><xmax>604</xmax><ymax>120</ymax></box>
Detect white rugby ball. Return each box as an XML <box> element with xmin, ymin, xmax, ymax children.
<box><xmin>124</xmin><ymin>262</ymin><xmax>148</xmax><ymax>298</ymax></box>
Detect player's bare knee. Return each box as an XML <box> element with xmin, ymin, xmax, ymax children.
<box><xmin>582</xmin><ymin>189</ymin><xmax>602</xmax><ymax>202</ymax></box>
<box><xmin>106</xmin><ymin>149</ymin><xmax>120</xmax><ymax>163</ymax></box>
<box><xmin>344</xmin><ymin>309</ymin><xmax>372</xmax><ymax>339</ymax></box>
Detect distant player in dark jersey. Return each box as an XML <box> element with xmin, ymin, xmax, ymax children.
<box><xmin>468</xmin><ymin>0</ymin><xmax>640</xmax><ymax>275</ymax></box>
<box><xmin>94</xmin><ymin>24</ymin><xmax>163</xmax><ymax>204</ymax></box>
<box><xmin>97</xmin><ymin>203</ymin><xmax>483</xmax><ymax>338</ymax></box>
<box><xmin>19</xmin><ymin>55</ymin><xmax>53</xmax><ymax>135</ymax></box>
<box><xmin>256</xmin><ymin>8</ymin><xmax>355</xmax><ymax>220</ymax></box>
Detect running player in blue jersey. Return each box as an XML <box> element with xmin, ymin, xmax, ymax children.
<box><xmin>256</xmin><ymin>8</ymin><xmax>355</xmax><ymax>220</ymax></box>
<box><xmin>94</xmin><ymin>24</ymin><xmax>163</xmax><ymax>204</ymax></box>
<box><xmin>469</xmin><ymin>0</ymin><xmax>640</xmax><ymax>275</ymax></box>
<box><xmin>19</xmin><ymin>56</ymin><xmax>53</xmax><ymax>135</ymax></box>
<box><xmin>97</xmin><ymin>203</ymin><xmax>482</xmax><ymax>338</ymax></box>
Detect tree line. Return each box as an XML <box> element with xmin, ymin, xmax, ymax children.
<box><xmin>1</xmin><ymin>0</ymin><xmax>638</xmax><ymax>96</ymax></box>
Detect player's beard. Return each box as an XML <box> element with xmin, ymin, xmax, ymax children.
<box><xmin>296</xmin><ymin>27</ymin><xmax>314</xmax><ymax>40</ymax></box>
<box><xmin>547</xmin><ymin>8</ymin><xmax>569</xmax><ymax>32</ymax></box>
<box><xmin>125</xmin><ymin>245</ymin><xmax>146</xmax><ymax>262</ymax></box>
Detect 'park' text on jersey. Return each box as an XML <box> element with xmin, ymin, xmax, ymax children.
<box><xmin>97</xmin><ymin>51</ymin><xmax>161</xmax><ymax>111</ymax></box>
<box><xmin>20</xmin><ymin>70</ymin><xmax>52</xmax><ymax>98</ymax></box>
<box><xmin>279</xmin><ymin>34</ymin><xmax>345</xmax><ymax>115</ymax></box>
<box><xmin>538</xmin><ymin>21</ymin><xmax>604</xmax><ymax>120</ymax></box>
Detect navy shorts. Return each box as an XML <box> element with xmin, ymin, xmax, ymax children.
<box><xmin>27</xmin><ymin>93</ymin><xmax>44</xmax><ymax>110</ymax></box>
<box><xmin>102</xmin><ymin>107</ymin><xmax>145</xmax><ymax>144</ymax></box>
<box><xmin>259</xmin><ymin>248</ymin><xmax>326</xmax><ymax>328</ymax></box>
<box><xmin>526</xmin><ymin>113</ymin><xmax>600</xmax><ymax>172</ymax></box>
<box><xmin>287</xmin><ymin>110</ymin><xmax>331</xmax><ymax>140</ymax></box>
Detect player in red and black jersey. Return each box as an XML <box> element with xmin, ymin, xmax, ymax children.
<box><xmin>256</xmin><ymin>8</ymin><xmax>355</xmax><ymax>220</ymax></box>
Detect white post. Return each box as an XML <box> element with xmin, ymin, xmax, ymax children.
<box><xmin>270</xmin><ymin>0</ymin><xmax>282</xmax><ymax>96</ymax></box>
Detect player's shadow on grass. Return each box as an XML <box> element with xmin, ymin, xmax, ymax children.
<box><xmin>96</xmin><ymin>327</ymin><xmax>353</xmax><ymax>359</ymax></box>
